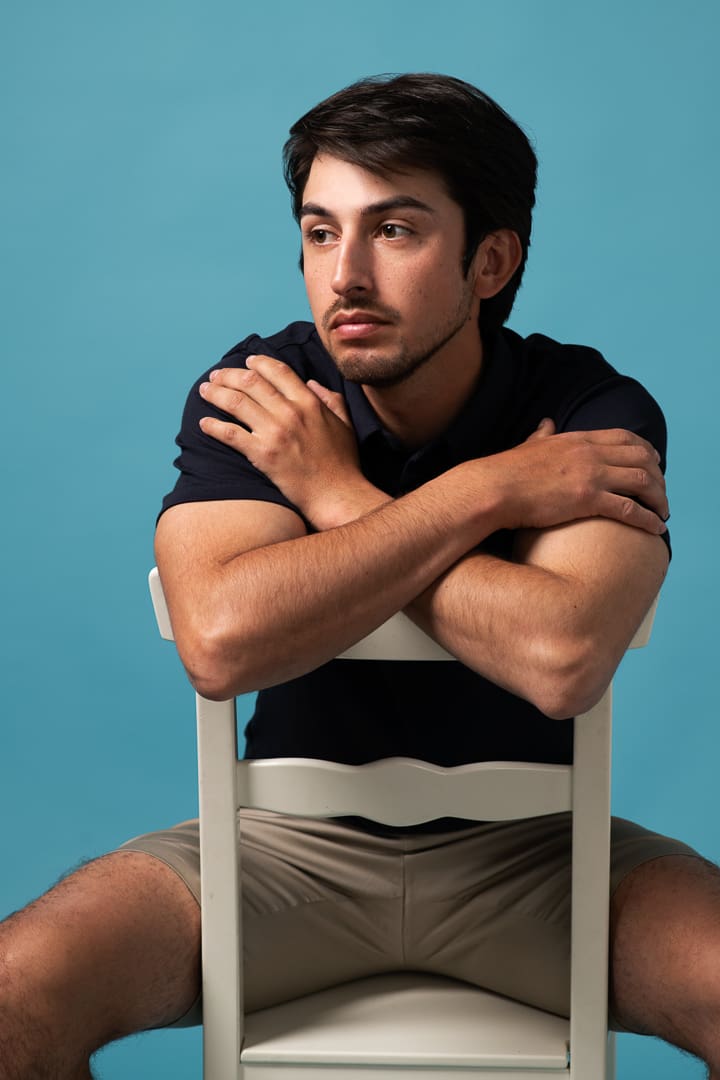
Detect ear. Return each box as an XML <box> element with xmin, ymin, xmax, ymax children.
<box><xmin>469</xmin><ymin>229</ymin><xmax>523</xmax><ymax>300</ymax></box>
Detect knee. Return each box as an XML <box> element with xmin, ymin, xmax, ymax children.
<box><xmin>611</xmin><ymin>854</ymin><xmax>720</xmax><ymax>1065</ymax></box>
<box><xmin>0</xmin><ymin>910</ymin><xmax>77</xmax><ymax>1077</ymax></box>
<box><xmin>0</xmin><ymin>875</ymin><xmax>113</xmax><ymax>1077</ymax></box>
<box><xmin>0</xmin><ymin>900</ymin><xmax>67</xmax><ymax>1023</ymax></box>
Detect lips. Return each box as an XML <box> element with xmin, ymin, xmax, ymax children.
<box><xmin>329</xmin><ymin>311</ymin><xmax>387</xmax><ymax>330</ymax></box>
<box><xmin>328</xmin><ymin>311</ymin><xmax>390</xmax><ymax>340</ymax></box>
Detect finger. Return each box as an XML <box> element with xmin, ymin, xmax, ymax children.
<box><xmin>307</xmin><ymin>380</ymin><xmax>351</xmax><ymax>425</ymax></box>
<box><xmin>199</xmin><ymin>379</ymin><xmax>269</xmax><ymax>430</ymax></box>
<box><xmin>244</xmin><ymin>353</ymin><xmax>316</xmax><ymax>403</ymax></box>
<box><xmin>604</xmin><ymin>465</ymin><xmax>669</xmax><ymax>522</ymax></box>
<box><xmin>574</xmin><ymin>428</ymin><xmax>662</xmax><ymax>463</ymax></box>
<box><xmin>525</xmin><ymin>417</ymin><xmax>555</xmax><ymax>442</ymax></box>
<box><xmin>207</xmin><ymin>363</ymin><xmax>289</xmax><ymax>414</ymax></box>
<box><xmin>588</xmin><ymin>444</ymin><xmax>667</xmax><ymax>515</ymax></box>
<box><xmin>594</xmin><ymin>492</ymin><xmax>668</xmax><ymax>536</ymax></box>
<box><xmin>198</xmin><ymin>415</ymin><xmax>253</xmax><ymax>454</ymax></box>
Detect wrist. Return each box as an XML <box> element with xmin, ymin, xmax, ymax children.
<box><xmin>307</xmin><ymin>481</ymin><xmax>390</xmax><ymax>531</ymax></box>
<box><xmin>444</xmin><ymin>459</ymin><xmax>509</xmax><ymax>535</ymax></box>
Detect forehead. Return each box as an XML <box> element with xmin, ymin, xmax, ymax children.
<box><xmin>301</xmin><ymin>153</ymin><xmax>458</xmax><ymax>217</ymax></box>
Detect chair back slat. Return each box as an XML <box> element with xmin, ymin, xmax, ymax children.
<box><xmin>236</xmin><ymin>756</ymin><xmax>572</xmax><ymax>825</ymax></box>
<box><xmin>337</xmin><ymin>611</ymin><xmax>455</xmax><ymax>661</ymax></box>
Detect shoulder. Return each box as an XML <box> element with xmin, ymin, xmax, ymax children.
<box><xmin>498</xmin><ymin>328</ymin><xmax>667</xmax><ymax>458</ymax></box>
<box><xmin>161</xmin><ymin>321</ymin><xmax>336</xmax><ymax>519</ymax></box>
<box><xmin>500</xmin><ymin>327</ymin><xmax>618</xmax><ymax>400</ymax></box>
<box><xmin>220</xmin><ymin>321</ymin><xmax>341</xmax><ymax>386</ymax></box>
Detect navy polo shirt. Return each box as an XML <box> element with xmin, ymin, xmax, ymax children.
<box><xmin>161</xmin><ymin>321</ymin><xmax>668</xmax><ymax>776</ymax></box>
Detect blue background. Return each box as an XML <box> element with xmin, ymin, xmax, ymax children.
<box><xmin>2</xmin><ymin>2</ymin><xmax>718</xmax><ymax>1076</ymax></box>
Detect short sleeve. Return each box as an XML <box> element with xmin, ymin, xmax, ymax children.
<box><xmin>159</xmin><ymin>357</ymin><xmax>299</xmax><ymax>520</ymax></box>
<box><xmin>558</xmin><ymin>375</ymin><xmax>671</xmax><ymax>554</ymax></box>
<box><xmin>557</xmin><ymin>374</ymin><xmax>668</xmax><ymax>472</ymax></box>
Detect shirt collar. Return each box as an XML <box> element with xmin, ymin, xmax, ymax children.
<box><xmin>340</xmin><ymin>330</ymin><xmax>518</xmax><ymax>460</ymax></box>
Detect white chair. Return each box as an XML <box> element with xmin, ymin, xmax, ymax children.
<box><xmin>149</xmin><ymin>566</ymin><xmax>656</xmax><ymax>1080</ymax></box>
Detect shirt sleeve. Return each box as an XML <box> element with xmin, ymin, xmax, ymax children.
<box><xmin>557</xmin><ymin>374</ymin><xmax>671</xmax><ymax>554</ymax></box>
<box><xmin>158</xmin><ymin>358</ymin><xmax>300</xmax><ymax>520</ymax></box>
<box><xmin>556</xmin><ymin>374</ymin><xmax>668</xmax><ymax>471</ymax></box>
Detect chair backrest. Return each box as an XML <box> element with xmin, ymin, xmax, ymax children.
<box><xmin>148</xmin><ymin>566</ymin><xmax>656</xmax><ymax>1080</ymax></box>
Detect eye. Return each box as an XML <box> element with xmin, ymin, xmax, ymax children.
<box><xmin>306</xmin><ymin>227</ymin><xmax>337</xmax><ymax>246</ymax></box>
<box><xmin>378</xmin><ymin>223</ymin><xmax>412</xmax><ymax>240</ymax></box>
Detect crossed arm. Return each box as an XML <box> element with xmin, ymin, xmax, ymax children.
<box><xmin>155</xmin><ymin>355</ymin><xmax>669</xmax><ymax>717</ymax></box>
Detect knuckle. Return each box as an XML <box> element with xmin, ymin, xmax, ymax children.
<box><xmin>633</xmin><ymin>467</ymin><xmax>649</xmax><ymax>489</ymax></box>
<box><xmin>577</xmin><ymin>480</ymin><xmax>594</xmax><ymax>506</ymax></box>
<box><xmin>241</xmin><ymin>368</ymin><xmax>260</xmax><ymax>388</ymax></box>
<box><xmin>619</xmin><ymin>496</ymin><xmax>637</xmax><ymax>520</ymax></box>
<box><xmin>269</xmin><ymin>419</ymin><xmax>291</xmax><ymax>450</ymax></box>
<box><xmin>637</xmin><ymin>446</ymin><xmax>655</xmax><ymax>468</ymax></box>
<box><xmin>277</xmin><ymin>400</ymin><xmax>300</xmax><ymax>427</ymax></box>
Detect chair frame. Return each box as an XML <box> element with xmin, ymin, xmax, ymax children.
<box><xmin>149</xmin><ymin>567</ymin><xmax>656</xmax><ymax>1080</ymax></box>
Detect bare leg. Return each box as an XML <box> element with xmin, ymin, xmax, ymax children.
<box><xmin>611</xmin><ymin>854</ymin><xmax>720</xmax><ymax>1075</ymax></box>
<box><xmin>0</xmin><ymin>851</ymin><xmax>200</xmax><ymax>1079</ymax></box>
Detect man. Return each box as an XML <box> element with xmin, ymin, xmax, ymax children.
<box><xmin>2</xmin><ymin>73</ymin><xmax>720</xmax><ymax>1079</ymax></box>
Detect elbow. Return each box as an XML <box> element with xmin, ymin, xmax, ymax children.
<box><xmin>526</xmin><ymin>634</ymin><xmax>612</xmax><ymax>721</ymax></box>
<box><xmin>177</xmin><ymin>618</ymin><xmax>256</xmax><ymax>702</ymax></box>
<box><xmin>189</xmin><ymin>668</ymin><xmax>241</xmax><ymax>703</ymax></box>
<box><xmin>184</xmin><ymin>653</ymin><xmax>243</xmax><ymax>703</ymax></box>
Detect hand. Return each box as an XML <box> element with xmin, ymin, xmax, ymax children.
<box><xmin>198</xmin><ymin>355</ymin><xmax>387</xmax><ymax>529</ymax></box>
<box><xmin>480</xmin><ymin>418</ymin><xmax>670</xmax><ymax>534</ymax></box>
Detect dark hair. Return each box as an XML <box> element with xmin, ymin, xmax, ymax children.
<box><xmin>283</xmin><ymin>73</ymin><xmax>537</xmax><ymax>337</ymax></box>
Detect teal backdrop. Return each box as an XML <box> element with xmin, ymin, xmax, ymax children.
<box><xmin>2</xmin><ymin>2</ymin><xmax>718</xmax><ymax>1076</ymax></box>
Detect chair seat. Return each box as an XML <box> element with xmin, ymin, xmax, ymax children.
<box><xmin>241</xmin><ymin>973</ymin><xmax>569</xmax><ymax>1077</ymax></box>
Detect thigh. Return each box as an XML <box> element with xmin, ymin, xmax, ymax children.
<box><xmin>0</xmin><ymin>850</ymin><xmax>201</xmax><ymax>1051</ymax></box>
<box><xmin>610</xmin><ymin>850</ymin><xmax>719</xmax><ymax>1042</ymax></box>
<box><xmin>120</xmin><ymin>810</ymin><xmax>405</xmax><ymax>1016</ymax></box>
<box><xmin>403</xmin><ymin>814</ymin><xmax>699</xmax><ymax>1020</ymax></box>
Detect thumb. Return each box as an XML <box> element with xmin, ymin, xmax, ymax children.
<box><xmin>526</xmin><ymin>416</ymin><xmax>556</xmax><ymax>442</ymax></box>
<box><xmin>307</xmin><ymin>380</ymin><xmax>351</xmax><ymax>426</ymax></box>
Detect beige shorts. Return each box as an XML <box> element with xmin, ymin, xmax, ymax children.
<box><xmin>119</xmin><ymin>810</ymin><xmax>698</xmax><ymax>1027</ymax></box>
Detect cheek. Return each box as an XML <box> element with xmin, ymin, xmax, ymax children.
<box><xmin>402</xmin><ymin>259</ymin><xmax>459</xmax><ymax>310</ymax></box>
<box><xmin>303</xmin><ymin>271</ymin><xmax>327</xmax><ymax>311</ymax></box>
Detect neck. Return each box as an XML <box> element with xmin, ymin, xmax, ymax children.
<box><xmin>362</xmin><ymin>329</ymin><xmax>484</xmax><ymax>449</ymax></box>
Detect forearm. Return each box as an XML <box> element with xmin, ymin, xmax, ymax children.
<box><xmin>407</xmin><ymin>552</ymin><xmax>595</xmax><ymax>716</ymax></box>
<box><xmin>159</xmin><ymin>463</ymin><xmax>504</xmax><ymax>699</ymax></box>
<box><xmin>406</xmin><ymin>523</ymin><xmax>668</xmax><ymax>718</ymax></box>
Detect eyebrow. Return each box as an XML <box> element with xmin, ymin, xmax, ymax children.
<box><xmin>299</xmin><ymin>196</ymin><xmax>436</xmax><ymax>219</ymax></box>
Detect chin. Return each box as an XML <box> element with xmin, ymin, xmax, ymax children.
<box><xmin>332</xmin><ymin>355</ymin><xmax>411</xmax><ymax>388</ymax></box>
<box><xmin>332</xmin><ymin>345</ymin><xmax>433</xmax><ymax>389</ymax></box>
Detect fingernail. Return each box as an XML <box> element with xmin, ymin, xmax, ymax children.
<box><xmin>246</xmin><ymin>354</ymin><xmax>257</xmax><ymax>367</ymax></box>
<box><xmin>199</xmin><ymin>382</ymin><xmax>209</xmax><ymax>394</ymax></box>
<box><xmin>208</xmin><ymin>369</ymin><xmax>219</xmax><ymax>381</ymax></box>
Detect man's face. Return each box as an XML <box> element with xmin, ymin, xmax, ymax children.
<box><xmin>300</xmin><ymin>154</ymin><xmax>481</xmax><ymax>388</ymax></box>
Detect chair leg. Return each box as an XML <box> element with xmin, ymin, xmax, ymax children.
<box><xmin>606</xmin><ymin>1031</ymin><xmax>617</xmax><ymax>1080</ymax></box>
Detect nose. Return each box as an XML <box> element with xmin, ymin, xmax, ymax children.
<box><xmin>331</xmin><ymin>235</ymin><xmax>374</xmax><ymax>296</ymax></box>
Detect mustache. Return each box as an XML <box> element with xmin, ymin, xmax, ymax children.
<box><xmin>322</xmin><ymin>300</ymin><xmax>401</xmax><ymax>331</ymax></box>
